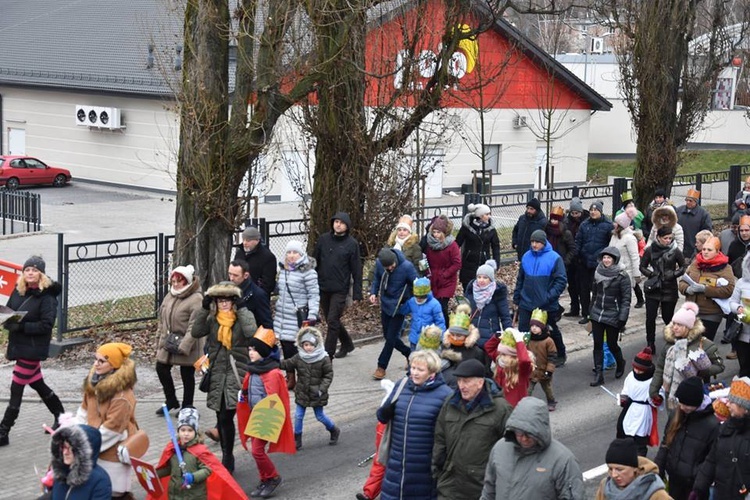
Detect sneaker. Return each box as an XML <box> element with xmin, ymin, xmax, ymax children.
<box><xmin>727</xmin><ymin>351</ymin><xmax>738</xmax><ymax>360</ymax></box>
<box><xmin>547</xmin><ymin>401</ymin><xmax>557</xmax><ymax>412</ymax></box>
<box><xmin>329</xmin><ymin>426</ymin><xmax>341</xmax><ymax>445</ymax></box>
<box><xmin>250</xmin><ymin>481</ymin><xmax>267</xmax><ymax>497</ymax></box>
<box><xmin>578</xmin><ymin>317</ymin><xmax>589</xmax><ymax>325</ymax></box>
<box><xmin>373</xmin><ymin>367</ymin><xmax>386</xmax><ymax>380</ymax></box>
<box><xmin>258</xmin><ymin>475</ymin><xmax>282</xmax><ymax>498</ymax></box>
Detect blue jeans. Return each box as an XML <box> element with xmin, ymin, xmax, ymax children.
<box><xmin>518</xmin><ymin>308</ymin><xmax>566</xmax><ymax>357</ymax></box>
<box><xmin>377</xmin><ymin>311</ymin><xmax>410</xmax><ymax>369</ymax></box>
<box><xmin>294</xmin><ymin>404</ymin><xmax>335</xmax><ymax>435</ymax></box>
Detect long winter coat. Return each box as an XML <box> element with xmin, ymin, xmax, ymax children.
<box><xmin>425</xmin><ymin>240</ymin><xmax>461</xmax><ymax>299</ymax></box>
<box><xmin>512</xmin><ymin>211</ymin><xmax>548</xmax><ymax>261</ymax></box>
<box><xmin>398</xmin><ymin>293</ymin><xmax>446</xmax><ymax>346</ymax></box>
<box><xmin>589</xmin><ymin>249</ymin><xmax>632</xmax><ymax>328</ymax></box>
<box><xmin>155</xmin><ymin>277</ymin><xmax>204</xmax><ymax>366</ymax></box>
<box><xmin>576</xmin><ymin>215</ymin><xmax>614</xmax><ymax>269</ymax></box>
<box><xmin>654</xmin><ymin>401</ymin><xmax>719</xmax><ymax>487</ymax></box>
<box><xmin>50</xmin><ymin>424</ymin><xmax>112</xmax><ymax>500</ymax></box>
<box><xmin>274</xmin><ymin>255</ymin><xmax>319</xmax><ymax>342</ymax></box>
<box><xmin>727</xmin><ymin>235</ymin><xmax>750</xmax><ymax>278</ymax></box>
<box><xmin>371</xmin><ymin>249</ymin><xmax>418</xmax><ymax>317</ymax></box>
<box><xmin>678</xmin><ymin>257</ymin><xmax>735</xmax><ymax>317</ymax></box>
<box><xmin>233</xmin><ymin>242</ymin><xmax>278</xmax><ymax>296</ymax></box>
<box><xmin>377</xmin><ymin>374</ymin><xmax>453</xmax><ymax>500</ymax></box>
<box><xmin>480</xmin><ymin>397</ymin><xmax>584</xmax><ymax>500</ymax></box>
<box><xmin>639</xmin><ymin>240</ymin><xmax>686</xmax><ymax>303</ymax></box>
<box><xmin>693</xmin><ymin>415</ymin><xmax>750</xmax><ymax>500</ymax></box>
<box><xmin>609</xmin><ymin>226</ymin><xmax>642</xmax><ymax>286</ymax></box>
<box><xmin>464</xmin><ymin>280</ymin><xmax>512</xmax><ymax>347</ymax></box>
<box><xmin>545</xmin><ymin>222</ymin><xmax>576</xmax><ymax>266</ymax></box>
<box><xmin>279</xmin><ymin>328</ymin><xmax>333</xmax><ymax>407</ymax></box>
<box><xmin>513</xmin><ymin>240</ymin><xmax>567</xmax><ymax>314</ymax></box>
<box><xmin>646</xmin><ymin>205</ymin><xmax>685</xmax><ymax>253</ymax></box>
<box><xmin>456</xmin><ymin>214</ymin><xmax>500</xmax><ymax>286</ymax></box>
<box><xmin>649</xmin><ymin>320</ymin><xmax>724</xmax><ymax>403</ymax></box>
<box><xmin>312</xmin><ymin>211</ymin><xmax>363</xmax><ymax>299</ymax></box>
<box><xmin>5</xmin><ymin>275</ymin><xmax>61</xmax><ymax>361</ymax></box>
<box><xmin>595</xmin><ymin>456</ymin><xmax>670</xmax><ymax>500</ymax></box>
<box><xmin>432</xmin><ymin>383</ymin><xmax>512</xmax><ymax>500</ymax></box>
<box><xmin>191</xmin><ymin>305</ymin><xmax>257</xmax><ymax>412</ymax></box>
<box><xmin>676</xmin><ymin>204</ymin><xmax>713</xmax><ymax>259</ymax></box>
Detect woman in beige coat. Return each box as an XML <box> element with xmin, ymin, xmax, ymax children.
<box><xmin>155</xmin><ymin>265</ymin><xmax>204</xmax><ymax>414</ymax></box>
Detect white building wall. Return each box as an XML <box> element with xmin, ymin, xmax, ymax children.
<box><xmin>1</xmin><ymin>87</ymin><xmax>178</xmax><ymax>191</ymax></box>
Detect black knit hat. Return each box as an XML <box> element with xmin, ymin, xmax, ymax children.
<box><xmin>605</xmin><ymin>438</ymin><xmax>639</xmax><ymax>467</ymax></box>
<box><xmin>675</xmin><ymin>376</ymin><xmax>705</xmax><ymax>407</ymax></box>
<box><xmin>23</xmin><ymin>255</ymin><xmax>46</xmax><ymax>274</ymax></box>
<box><xmin>632</xmin><ymin>347</ymin><xmax>653</xmax><ymax>371</ymax></box>
<box><xmin>526</xmin><ymin>198</ymin><xmax>541</xmax><ymax>212</ymax></box>
<box><xmin>377</xmin><ymin>248</ymin><xmax>397</xmax><ymax>268</ymax></box>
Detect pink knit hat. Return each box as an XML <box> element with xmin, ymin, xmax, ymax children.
<box><xmin>614</xmin><ymin>212</ymin><xmax>631</xmax><ymax>229</ymax></box>
<box><xmin>672</xmin><ymin>302</ymin><xmax>700</xmax><ymax>328</ymax></box>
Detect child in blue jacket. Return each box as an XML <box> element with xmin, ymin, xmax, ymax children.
<box><xmin>399</xmin><ymin>277</ymin><xmax>446</xmax><ymax>350</ymax></box>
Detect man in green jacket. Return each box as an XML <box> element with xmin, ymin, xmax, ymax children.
<box><xmin>432</xmin><ymin>359</ymin><xmax>512</xmax><ymax>500</ymax></box>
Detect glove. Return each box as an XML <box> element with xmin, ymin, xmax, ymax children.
<box><xmin>182</xmin><ymin>472</ymin><xmax>194</xmax><ymax>488</ymax></box>
<box><xmin>687</xmin><ymin>284</ymin><xmax>706</xmax><ymax>295</ymax></box>
<box><xmin>202</xmin><ymin>295</ymin><xmax>213</xmax><ymax>310</ymax></box>
<box><xmin>238</xmin><ymin>389</ymin><xmax>247</xmax><ymax>404</ymax></box>
<box><xmin>651</xmin><ymin>395</ymin><xmax>664</xmax><ymax>407</ymax></box>
<box><xmin>617</xmin><ymin>394</ymin><xmax>630</xmax><ymax>407</ymax></box>
<box><xmin>617</xmin><ymin>320</ymin><xmax>627</xmax><ymax>330</ymax></box>
<box><xmin>717</xmin><ymin>277</ymin><xmax>729</xmax><ymax>287</ymax></box>
<box><xmin>4</xmin><ymin>322</ymin><xmax>21</xmax><ymax>334</ymax></box>
<box><xmin>379</xmin><ymin>402</ymin><xmax>396</xmax><ymax>422</ymax></box>
<box><xmin>511</xmin><ymin>329</ymin><xmax>525</xmax><ymax>343</ymax></box>
<box><xmin>303</xmin><ymin>318</ymin><xmax>317</xmax><ymax>327</ymax></box>
<box><xmin>116</xmin><ymin>444</ymin><xmax>131</xmax><ymax>465</ymax></box>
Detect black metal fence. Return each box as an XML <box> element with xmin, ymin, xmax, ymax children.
<box><xmin>0</xmin><ymin>189</ymin><xmax>41</xmax><ymax>234</ymax></box>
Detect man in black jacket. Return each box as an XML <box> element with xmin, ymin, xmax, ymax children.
<box><xmin>313</xmin><ymin>212</ymin><xmax>363</xmax><ymax>359</ymax></box>
<box><xmin>228</xmin><ymin>260</ymin><xmax>273</xmax><ymax>329</ymax></box>
<box><xmin>232</xmin><ymin>226</ymin><xmax>277</xmax><ymax>296</ymax></box>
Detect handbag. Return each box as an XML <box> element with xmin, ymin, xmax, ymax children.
<box><xmin>163</xmin><ymin>332</ymin><xmax>183</xmax><ymax>355</ymax></box>
<box><xmin>285</xmin><ymin>278</ymin><xmax>310</xmax><ymax>328</ymax></box>
<box><xmin>376</xmin><ymin>377</ymin><xmax>408</xmax><ymax>466</ymax></box>
<box><xmin>199</xmin><ymin>367</ymin><xmax>211</xmax><ymax>393</ymax></box>
<box><xmin>723</xmin><ymin>317</ymin><xmax>742</xmax><ymax>344</ymax></box>
<box><xmin>644</xmin><ymin>275</ymin><xmax>662</xmax><ymax>293</ymax></box>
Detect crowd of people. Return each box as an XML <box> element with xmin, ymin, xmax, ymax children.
<box><xmin>4</xmin><ymin>181</ymin><xmax>750</xmax><ymax>499</ymax></box>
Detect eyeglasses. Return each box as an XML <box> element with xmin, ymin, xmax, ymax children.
<box><xmin>94</xmin><ymin>357</ymin><xmax>109</xmax><ymax>365</ymax></box>
<box><xmin>216</xmin><ymin>298</ymin><xmax>233</xmax><ymax>303</ymax></box>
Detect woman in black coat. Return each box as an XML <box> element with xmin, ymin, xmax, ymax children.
<box><xmin>639</xmin><ymin>226</ymin><xmax>687</xmax><ymax>353</ymax></box>
<box><xmin>455</xmin><ymin>204</ymin><xmax>500</xmax><ymax>291</ymax></box>
<box><xmin>653</xmin><ymin>377</ymin><xmax>719</xmax><ymax>500</ymax></box>
<box><xmin>0</xmin><ymin>256</ymin><xmax>64</xmax><ymax>447</ymax></box>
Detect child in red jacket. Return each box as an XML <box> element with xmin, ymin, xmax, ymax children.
<box><xmin>484</xmin><ymin>328</ymin><xmax>533</xmax><ymax>407</ymax></box>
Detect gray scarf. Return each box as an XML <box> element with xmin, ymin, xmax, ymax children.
<box><xmin>602</xmin><ymin>473</ymin><xmax>666</xmax><ymax>499</ymax></box>
<box><xmin>298</xmin><ymin>345</ymin><xmax>328</xmax><ymax>364</ymax></box>
<box><xmin>427</xmin><ymin>233</ymin><xmax>455</xmax><ymax>251</ymax></box>
<box><xmin>595</xmin><ymin>263</ymin><xmax>622</xmax><ymax>284</ymax></box>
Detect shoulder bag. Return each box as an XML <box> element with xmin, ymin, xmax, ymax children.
<box><xmin>285</xmin><ymin>277</ymin><xmax>309</xmax><ymax>328</ymax></box>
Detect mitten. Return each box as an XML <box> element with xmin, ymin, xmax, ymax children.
<box><xmin>687</xmin><ymin>284</ymin><xmax>706</xmax><ymax>295</ymax></box>
<box><xmin>116</xmin><ymin>444</ymin><xmax>131</xmax><ymax>464</ymax></box>
<box><xmin>379</xmin><ymin>402</ymin><xmax>396</xmax><ymax>422</ymax></box>
<box><xmin>202</xmin><ymin>295</ymin><xmax>213</xmax><ymax>310</ymax></box>
<box><xmin>717</xmin><ymin>277</ymin><xmax>729</xmax><ymax>287</ymax></box>
<box><xmin>182</xmin><ymin>472</ymin><xmax>194</xmax><ymax>488</ymax></box>
<box><xmin>651</xmin><ymin>395</ymin><xmax>664</xmax><ymax>407</ymax></box>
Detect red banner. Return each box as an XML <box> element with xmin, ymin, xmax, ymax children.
<box><xmin>130</xmin><ymin>457</ymin><xmax>164</xmax><ymax>496</ymax></box>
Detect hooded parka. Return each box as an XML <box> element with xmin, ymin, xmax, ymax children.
<box><xmin>279</xmin><ymin>328</ymin><xmax>333</xmax><ymax>407</ymax></box>
<box><xmin>312</xmin><ymin>212</ymin><xmax>363</xmax><ymax>299</ymax></box>
<box><xmin>456</xmin><ymin>214</ymin><xmax>500</xmax><ymax>287</ymax></box>
<box><xmin>50</xmin><ymin>424</ymin><xmax>112</xmax><ymax>500</ymax></box>
<box><xmin>693</xmin><ymin>415</ymin><xmax>750</xmax><ymax>500</ymax></box>
<box><xmin>155</xmin><ymin>277</ymin><xmax>204</xmax><ymax>366</ymax></box>
<box><xmin>646</xmin><ymin>205</ymin><xmax>685</xmax><ymax>253</ymax></box>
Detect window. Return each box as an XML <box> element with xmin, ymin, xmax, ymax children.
<box><xmin>24</xmin><ymin>159</ymin><xmax>45</xmax><ymax>169</ymax></box>
<box><xmin>483</xmin><ymin>144</ymin><xmax>501</xmax><ymax>175</ymax></box>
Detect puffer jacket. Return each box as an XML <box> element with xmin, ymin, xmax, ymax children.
<box><xmin>191</xmin><ymin>304</ymin><xmax>257</xmax><ymax>412</ymax></box>
<box><xmin>155</xmin><ymin>277</ymin><xmax>204</xmax><ymax>366</ymax></box>
<box><xmin>432</xmin><ymin>382</ymin><xmax>512</xmax><ymax>500</ymax></box>
<box><xmin>513</xmin><ymin>241</ymin><xmax>567</xmax><ymax>313</ymax></box>
<box><xmin>377</xmin><ymin>374</ymin><xmax>453</xmax><ymax>500</ymax></box>
<box><xmin>693</xmin><ymin>415</ymin><xmax>750</xmax><ymax>500</ymax></box>
<box><xmin>279</xmin><ymin>328</ymin><xmax>333</xmax><ymax>407</ymax></box>
<box><xmin>576</xmin><ymin>215</ymin><xmax>614</xmax><ymax>269</ymax></box>
<box><xmin>274</xmin><ymin>255</ymin><xmax>319</xmax><ymax>342</ymax></box>
<box><xmin>50</xmin><ymin>424</ymin><xmax>111</xmax><ymax>500</ymax></box>
<box><xmin>678</xmin><ymin>257</ymin><xmax>735</xmax><ymax>317</ymax></box>
<box><xmin>481</xmin><ymin>397</ymin><xmax>584</xmax><ymax>500</ymax></box>
<box><xmin>456</xmin><ymin>214</ymin><xmax>500</xmax><ymax>285</ymax></box>
<box><xmin>398</xmin><ymin>293</ymin><xmax>446</xmax><ymax>346</ymax></box>
<box><xmin>464</xmin><ymin>280</ymin><xmax>512</xmax><ymax>347</ymax></box>
<box><xmin>312</xmin><ymin>211</ymin><xmax>363</xmax><ymax>299</ymax></box>
<box><xmin>649</xmin><ymin>320</ymin><xmax>724</xmax><ymax>401</ymax></box>
<box><xmin>639</xmin><ymin>240</ymin><xmax>686</xmax><ymax>303</ymax></box>
<box><xmin>512</xmin><ymin>211</ymin><xmax>548</xmax><ymax>260</ymax></box>
<box><xmin>371</xmin><ymin>248</ymin><xmax>418</xmax><ymax>317</ymax></box>
<box><xmin>609</xmin><ymin>227</ymin><xmax>642</xmax><ymax>285</ymax></box>
<box><xmin>589</xmin><ymin>247</ymin><xmax>632</xmax><ymax>328</ymax></box>
<box><xmin>5</xmin><ymin>275</ymin><xmax>61</xmax><ymax>361</ymax></box>
<box><xmin>646</xmin><ymin>205</ymin><xmax>685</xmax><ymax>253</ymax></box>
<box><xmin>595</xmin><ymin>456</ymin><xmax>670</xmax><ymax>500</ymax></box>
<box><xmin>654</xmin><ymin>401</ymin><xmax>719</xmax><ymax>485</ymax></box>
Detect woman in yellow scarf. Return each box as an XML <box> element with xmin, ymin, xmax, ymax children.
<box><xmin>191</xmin><ymin>281</ymin><xmax>257</xmax><ymax>473</ymax></box>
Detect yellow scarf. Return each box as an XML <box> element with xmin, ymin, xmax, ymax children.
<box><xmin>216</xmin><ymin>310</ymin><xmax>236</xmax><ymax>350</ymax></box>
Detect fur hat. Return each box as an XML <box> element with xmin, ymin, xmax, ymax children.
<box><xmin>453</xmin><ymin>359</ymin><xmax>485</xmax><ymax>379</ymax></box>
<box><xmin>675</xmin><ymin>376</ymin><xmax>704</xmax><ymax>407</ymax></box>
<box><xmin>672</xmin><ymin>302</ymin><xmax>700</xmax><ymax>329</ymax></box>
<box><xmin>632</xmin><ymin>346</ymin><xmax>653</xmax><ymax>371</ymax></box>
<box><xmin>242</xmin><ymin>226</ymin><xmax>261</xmax><ymax>241</ymax></box>
<box><xmin>589</xmin><ymin>200</ymin><xmax>604</xmax><ymax>213</ymax></box>
<box><xmin>170</xmin><ymin>264</ymin><xmax>195</xmax><ymax>284</ymax></box>
<box><xmin>418</xmin><ymin>325</ymin><xmax>443</xmax><ymax>351</ymax></box>
<box><xmin>686</xmin><ymin>188</ymin><xmax>700</xmax><ymax>202</ymax></box>
<box><xmin>476</xmin><ymin>260</ymin><xmax>497</xmax><ymax>279</ymax></box>
<box><xmin>377</xmin><ymin>248</ymin><xmax>398</xmax><ymax>268</ymax></box>
<box><xmin>530</xmin><ymin>308</ymin><xmax>547</xmax><ymax>330</ymax></box>
<box><xmin>285</xmin><ymin>240</ymin><xmax>306</xmax><ymax>256</ymax></box>
<box><xmin>413</xmin><ymin>277</ymin><xmax>431</xmax><ymax>297</ymax></box>
<box><xmin>530</xmin><ymin>229</ymin><xmax>547</xmax><ymax>244</ymax></box>
<box><xmin>569</xmin><ymin>197</ymin><xmax>583</xmax><ymax>212</ymax></box>
<box><xmin>468</xmin><ymin>203</ymin><xmax>491</xmax><ymax>218</ymax></box>
<box><xmin>96</xmin><ymin>342</ymin><xmax>132</xmax><ymax>369</ymax></box>
<box><xmin>23</xmin><ymin>255</ymin><xmax>46</xmax><ymax>274</ymax></box>
<box><xmin>728</xmin><ymin>376</ymin><xmax>750</xmax><ymax>410</ymax></box>
<box><xmin>550</xmin><ymin>206</ymin><xmax>565</xmax><ymax>220</ymax></box>
<box><xmin>526</xmin><ymin>198</ymin><xmax>541</xmax><ymax>212</ymax></box>
<box><xmin>206</xmin><ymin>281</ymin><xmax>241</xmax><ymax>298</ymax></box>
<box><xmin>605</xmin><ymin>438</ymin><xmax>639</xmax><ymax>468</ymax></box>
<box><xmin>249</xmin><ymin>327</ymin><xmax>276</xmax><ymax>358</ymax></box>
<box><xmin>430</xmin><ymin>216</ymin><xmax>451</xmax><ymax>235</ymax></box>
<box><xmin>177</xmin><ymin>407</ymin><xmax>200</xmax><ymax>432</ymax></box>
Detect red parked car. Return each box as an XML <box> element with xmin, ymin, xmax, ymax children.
<box><xmin>0</xmin><ymin>156</ymin><xmax>72</xmax><ymax>189</ymax></box>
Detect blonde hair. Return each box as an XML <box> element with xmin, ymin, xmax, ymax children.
<box><xmin>16</xmin><ymin>272</ymin><xmax>52</xmax><ymax>296</ymax></box>
<box><xmin>695</xmin><ymin>229</ymin><xmax>714</xmax><ymax>245</ymax></box>
<box><xmin>409</xmin><ymin>349</ymin><xmax>442</xmax><ymax>374</ymax></box>
<box><xmin>496</xmin><ymin>352</ymin><xmax>536</xmax><ymax>390</ymax></box>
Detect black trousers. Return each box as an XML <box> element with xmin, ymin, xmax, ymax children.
<box><xmin>437</xmin><ymin>297</ymin><xmax>451</xmax><ymax>328</ymax></box>
<box><xmin>565</xmin><ymin>263</ymin><xmax>580</xmax><ymax>314</ymax></box>
<box><xmin>701</xmin><ymin>318</ymin><xmax>721</xmax><ymax>342</ymax></box>
<box><xmin>9</xmin><ymin>377</ymin><xmax>54</xmax><ymax>408</ymax></box>
<box><xmin>155</xmin><ymin>362</ymin><xmax>195</xmax><ymax>408</ymax></box>
<box><xmin>644</xmin><ymin>299</ymin><xmax>677</xmax><ymax>347</ymax></box>
<box><xmin>737</xmin><ymin>340</ymin><xmax>750</xmax><ymax>378</ymax></box>
<box><xmin>591</xmin><ymin>320</ymin><xmax>622</xmax><ymax>361</ymax></box>
<box><xmin>216</xmin><ymin>393</ymin><xmax>237</xmax><ymax>468</ymax></box>
<box><xmin>320</xmin><ymin>291</ymin><xmax>354</xmax><ymax>357</ymax></box>
<box><xmin>577</xmin><ymin>267</ymin><xmax>596</xmax><ymax>317</ymax></box>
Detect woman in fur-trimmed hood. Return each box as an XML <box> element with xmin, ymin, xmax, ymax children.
<box><xmin>646</xmin><ymin>205</ymin><xmax>685</xmax><ymax>253</ymax></box>
<box><xmin>50</xmin><ymin>424</ymin><xmax>112</xmax><ymax>499</ymax></box>
<box><xmin>77</xmin><ymin>342</ymin><xmax>138</xmax><ymax>497</ymax></box>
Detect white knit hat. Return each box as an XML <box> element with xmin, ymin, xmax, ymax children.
<box><xmin>171</xmin><ymin>265</ymin><xmax>195</xmax><ymax>283</ymax></box>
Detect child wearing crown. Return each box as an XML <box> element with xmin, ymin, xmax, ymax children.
<box><xmin>398</xmin><ymin>277</ymin><xmax>446</xmax><ymax>350</ymax></box>
<box><xmin>527</xmin><ymin>308</ymin><xmax>558</xmax><ymax>411</ymax></box>
<box><xmin>485</xmin><ymin>328</ymin><xmax>533</xmax><ymax>407</ymax></box>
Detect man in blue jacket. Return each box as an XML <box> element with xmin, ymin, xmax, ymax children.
<box><xmin>514</xmin><ymin>230</ymin><xmax>568</xmax><ymax>365</ymax></box>
<box><xmin>574</xmin><ymin>200</ymin><xmax>614</xmax><ymax>325</ymax></box>
<box><xmin>369</xmin><ymin>247</ymin><xmax>417</xmax><ymax>380</ymax></box>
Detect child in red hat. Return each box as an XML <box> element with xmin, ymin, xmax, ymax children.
<box><xmin>616</xmin><ymin>347</ymin><xmax>662</xmax><ymax>457</ymax></box>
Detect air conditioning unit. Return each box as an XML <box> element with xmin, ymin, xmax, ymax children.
<box><xmin>590</xmin><ymin>37</ymin><xmax>604</xmax><ymax>54</ymax></box>
<box><xmin>512</xmin><ymin>115</ymin><xmax>527</xmax><ymax>129</ymax></box>
<box><xmin>75</xmin><ymin>105</ymin><xmax>122</xmax><ymax>129</ymax></box>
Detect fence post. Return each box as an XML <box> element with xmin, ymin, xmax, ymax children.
<box><xmin>729</xmin><ymin>165</ymin><xmax>743</xmax><ymax>220</ymax></box>
<box><xmin>156</xmin><ymin>233</ymin><xmax>165</xmax><ymax>312</ymax></box>
<box><xmin>57</xmin><ymin>232</ymin><xmax>65</xmax><ymax>340</ymax></box>
<box><xmin>463</xmin><ymin>193</ymin><xmax>481</xmax><ymax>216</ymax></box>
<box><xmin>612</xmin><ymin>178</ymin><xmax>628</xmax><ymax>218</ymax></box>
<box><xmin>572</xmin><ymin>185</ymin><xmax>580</xmax><ymax>198</ymax></box>
<box><xmin>695</xmin><ymin>173</ymin><xmax>703</xmax><ymax>205</ymax></box>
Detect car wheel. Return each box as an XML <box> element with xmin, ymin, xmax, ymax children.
<box><xmin>53</xmin><ymin>174</ymin><xmax>67</xmax><ymax>187</ymax></box>
<box><xmin>5</xmin><ymin>177</ymin><xmax>19</xmax><ymax>190</ymax></box>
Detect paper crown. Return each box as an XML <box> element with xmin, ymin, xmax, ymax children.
<box><xmin>621</xmin><ymin>191</ymin><xmax>634</xmax><ymax>203</ymax></box>
<box><xmin>413</xmin><ymin>277</ymin><xmax>431</xmax><ymax>297</ymax></box>
<box><xmin>448</xmin><ymin>311</ymin><xmax>471</xmax><ymax>335</ymax></box>
<box><xmin>500</xmin><ymin>329</ymin><xmax>517</xmax><ymax>348</ymax></box>
<box><xmin>418</xmin><ymin>325</ymin><xmax>443</xmax><ymax>351</ymax></box>
<box><xmin>252</xmin><ymin>327</ymin><xmax>276</xmax><ymax>348</ymax></box>
<box><xmin>550</xmin><ymin>206</ymin><xmax>565</xmax><ymax>218</ymax></box>
<box><xmin>530</xmin><ymin>308</ymin><xmax>548</xmax><ymax>326</ymax></box>
<box><xmin>686</xmin><ymin>188</ymin><xmax>701</xmax><ymax>200</ymax></box>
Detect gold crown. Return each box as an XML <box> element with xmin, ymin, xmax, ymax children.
<box><xmin>449</xmin><ymin>311</ymin><xmax>471</xmax><ymax>333</ymax></box>
<box><xmin>531</xmin><ymin>308</ymin><xmax>548</xmax><ymax>325</ymax></box>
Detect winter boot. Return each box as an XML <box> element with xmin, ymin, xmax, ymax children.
<box><xmin>41</xmin><ymin>392</ymin><xmax>65</xmax><ymax>433</ymax></box>
<box><xmin>0</xmin><ymin>406</ymin><xmax>21</xmax><ymax>446</ymax></box>
<box><xmin>295</xmin><ymin>433</ymin><xmax>303</xmax><ymax>450</ymax></box>
<box><xmin>329</xmin><ymin>426</ymin><xmax>340</xmax><ymax>445</ymax></box>
<box><xmin>590</xmin><ymin>351</ymin><xmax>605</xmax><ymax>387</ymax></box>
<box><xmin>614</xmin><ymin>348</ymin><xmax>626</xmax><ymax>379</ymax></box>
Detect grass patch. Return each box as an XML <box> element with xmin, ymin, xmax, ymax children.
<box><xmin>66</xmin><ymin>294</ymin><xmax>156</xmax><ymax>331</ymax></box>
<box><xmin>588</xmin><ymin>150</ymin><xmax>750</xmax><ymax>184</ymax></box>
